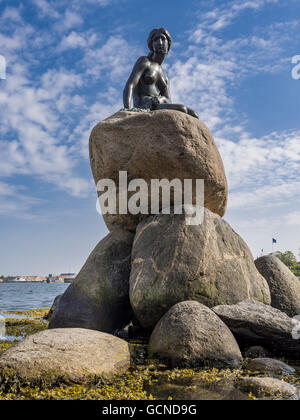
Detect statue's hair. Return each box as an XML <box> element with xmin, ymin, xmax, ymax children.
<box><xmin>147</xmin><ymin>28</ymin><xmax>172</xmax><ymax>53</ymax></box>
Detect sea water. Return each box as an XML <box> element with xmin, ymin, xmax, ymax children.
<box><xmin>0</xmin><ymin>282</ymin><xmax>69</xmax><ymax>312</ymax></box>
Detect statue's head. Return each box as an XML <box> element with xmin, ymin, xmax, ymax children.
<box><xmin>147</xmin><ymin>28</ymin><xmax>172</xmax><ymax>57</ymax></box>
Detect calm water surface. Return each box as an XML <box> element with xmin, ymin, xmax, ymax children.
<box><xmin>0</xmin><ymin>283</ymin><xmax>69</xmax><ymax>312</ymax></box>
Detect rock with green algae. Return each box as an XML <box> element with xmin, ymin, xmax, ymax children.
<box><xmin>0</xmin><ymin>328</ymin><xmax>130</xmax><ymax>382</ymax></box>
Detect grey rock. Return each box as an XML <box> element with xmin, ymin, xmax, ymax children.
<box><xmin>89</xmin><ymin>110</ymin><xmax>228</xmax><ymax>231</ymax></box>
<box><xmin>244</xmin><ymin>346</ymin><xmax>270</xmax><ymax>359</ymax></box>
<box><xmin>0</xmin><ymin>328</ymin><xmax>130</xmax><ymax>381</ymax></box>
<box><xmin>255</xmin><ymin>255</ymin><xmax>300</xmax><ymax>317</ymax></box>
<box><xmin>45</xmin><ymin>294</ymin><xmax>62</xmax><ymax>321</ymax></box>
<box><xmin>49</xmin><ymin>228</ymin><xmax>134</xmax><ymax>333</ymax></box>
<box><xmin>236</xmin><ymin>377</ymin><xmax>299</xmax><ymax>400</ymax></box>
<box><xmin>213</xmin><ymin>300</ymin><xmax>300</xmax><ymax>356</ymax></box>
<box><xmin>244</xmin><ymin>358</ymin><xmax>296</xmax><ymax>375</ymax></box>
<box><xmin>149</xmin><ymin>301</ymin><xmax>243</xmax><ymax>368</ymax></box>
<box><xmin>130</xmin><ymin>208</ymin><xmax>271</xmax><ymax>329</ymax></box>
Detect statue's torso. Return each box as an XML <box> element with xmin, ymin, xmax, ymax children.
<box><xmin>133</xmin><ymin>58</ymin><xmax>169</xmax><ymax>108</ymax></box>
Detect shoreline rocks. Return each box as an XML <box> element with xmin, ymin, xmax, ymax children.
<box><xmin>244</xmin><ymin>346</ymin><xmax>270</xmax><ymax>359</ymax></box>
<box><xmin>149</xmin><ymin>301</ymin><xmax>243</xmax><ymax>368</ymax></box>
<box><xmin>236</xmin><ymin>377</ymin><xmax>299</xmax><ymax>400</ymax></box>
<box><xmin>213</xmin><ymin>300</ymin><xmax>300</xmax><ymax>356</ymax></box>
<box><xmin>255</xmin><ymin>255</ymin><xmax>300</xmax><ymax>317</ymax></box>
<box><xmin>244</xmin><ymin>358</ymin><xmax>296</xmax><ymax>375</ymax></box>
<box><xmin>0</xmin><ymin>329</ymin><xmax>130</xmax><ymax>381</ymax></box>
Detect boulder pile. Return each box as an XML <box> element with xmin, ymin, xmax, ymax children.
<box><xmin>48</xmin><ymin>109</ymin><xmax>300</xmax><ymax>366</ymax></box>
<box><xmin>1</xmin><ymin>109</ymin><xmax>300</xmax><ymax>379</ymax></box>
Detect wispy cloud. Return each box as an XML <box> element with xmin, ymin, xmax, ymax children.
<box><xmin>197</xmin><ymin>0</ymin><xmax>280</xmax><ymax>32</ymax></box>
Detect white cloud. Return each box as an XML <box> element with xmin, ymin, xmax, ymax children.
<box><xmin>31</xmin><ymin>0</ymin><xmax>60</xmax><ymax>19</ymax></box>
<box><xmin>83</xmin><ymin>35</ymin><xmax>139</xmax><ymax>80</ymax></box>
<box><xmin>0</xmin><ymin>24</ymin><xmax>91</xmax><ymax>198</ymax></box>
<box><xmin>217</xmin><ymin>131</ymin><xmax>300</xmax><ymax>190</ymax></box>
<box><xmin>58</xmin><ymin>31</ymin><xmax>98</xmax><ymax>51</ymax></box>
<box><xmin>0</xmin><ymin>181</ymin><xmax>44</xmax><ymax>219</ymax></box>
<box><xmin>63</xmin><ymin>10</ymin><xmax>83</xmax><ymax>29</ymax></box>
<box><xmin>285</xmin><ymin>212</ymin><xmax>300</xmax><ymax>226</ymax></box>
<box><xmin>1</xmin><ymin>7</ymin><xmax>22</xmax><ymax>22</ymax></box>
<box><xmin>198</xmin><ymin>0</ymin><xmax>279</xmax><ymax>32</ymax></box>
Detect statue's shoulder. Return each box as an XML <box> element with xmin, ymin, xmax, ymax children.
<box><xmin>134</xmin><ymin>56</ymin><xmax>151</xmax><ymax>69</ymax></box>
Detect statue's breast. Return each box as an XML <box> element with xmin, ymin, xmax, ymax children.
<box><xmin>143</xmin><ymin>69</ymin><xmax>158</xmax><ymax>85</ymax></box>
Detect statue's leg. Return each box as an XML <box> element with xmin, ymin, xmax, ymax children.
<box><xmin>186</xmin><ymin>107</ymin><xmax>199</xmax><ymax>119</ymax></box>
<box><xmin>155</xmin><ymin>103</ymin><xmax>188</xmax><ymax>114</ymax></box>
<box><xmin>154</xmin><ymin>103</ymin><xmax>198</xmax><ymax>119</ymax></box>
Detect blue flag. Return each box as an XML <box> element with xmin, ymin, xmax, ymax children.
<box><xmin>272</xmin><ymin>238</ymin><xmax>277</xmax><ymax>244</ymax></box>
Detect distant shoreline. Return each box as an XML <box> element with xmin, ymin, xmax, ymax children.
<box><xmin>0</xmin><ymin>281</ymin><xmax>70</xmax><ymax>284</ymax></box>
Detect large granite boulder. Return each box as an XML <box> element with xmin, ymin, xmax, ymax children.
<box><xmin>213</xmin><ymin>300</ymin><xmax>300</xmax><ymax>356</ymax></box>
<box><xmin>0</xmin><ymin>329</ymin><xmax>130</xmax><ymax>381</ymax></box>
<box><xmin>89</xmin><ymin>110</ymin><xmax>228</xmax><ymax>232</ymax></box>
<box><xmin>149</xmin><ymin>301</ymin><xmax>243</xmax><ymax>368</ymax></box>
<box><xmin>255</xmin><ymin>255</ymin><xmax>300</xmax><ymax>317</ymax></box>
<box><xmin>49</xmin><ymin>228</ymin><xmax>134</xmax><ymax>333</ymax></box>
<box><xmin>130</xmin><ymin>208</ymin><xmax>271</xmax><ymax>329</ymax></box>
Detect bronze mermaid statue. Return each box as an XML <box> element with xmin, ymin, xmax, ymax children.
<box><xmin>123</xmin><ymin>28</ymin><xmax>198</xmax><ymax>119</ymax></box>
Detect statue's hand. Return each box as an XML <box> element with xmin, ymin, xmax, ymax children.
<box><xmin>152</xmin><ymin>97</ymin><xmax>160</xmax><ymax>106</ymax></box>
<box><xmin>159</xmin><ymin>96</ymin><xmax>171</xmax><ymax>104</ymax></box>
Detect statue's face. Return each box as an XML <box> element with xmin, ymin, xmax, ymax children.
<box><xmin>152</xmin><ymin>33</ymin><xmax>169</xmax><ymax>55</ymax></box>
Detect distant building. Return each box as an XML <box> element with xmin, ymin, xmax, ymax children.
<box><xmin>14</xmin><ymin>277</ymin><xmax>27</xmax><ymax>282</ymax></box>
<box><xmin>22</xmin><ymin>276</ymin><xmax>47</xmax><ymax>282</ymax></box>
<box><xmin>60</xmin><ymin>273</ymin><xmax>76</xmax><ymax>283</ymax></box>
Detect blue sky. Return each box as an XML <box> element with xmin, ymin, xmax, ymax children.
<box><xmin>0</xmin><ymin>0</ymin><xmax>299</xmax><ymax>275</ymax></box>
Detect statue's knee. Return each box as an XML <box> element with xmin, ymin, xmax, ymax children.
<box><xmin>180</xmin><ymin>105</ymin><xmax>188</xmax><ymax>114</ymax></box>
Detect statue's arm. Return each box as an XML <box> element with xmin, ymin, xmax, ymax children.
<box><xmin>123</xmin><ymin>57</ymin><xmax>149</xmax><ymax>109</ymax></box>
<box><xmin>160</xmin><ymin>75</ymin><xmax>171</xmax><ymax>104</ymax></box>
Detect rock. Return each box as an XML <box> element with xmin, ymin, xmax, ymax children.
<box><xmin>130</xmin><ymin>208</ymin><xmax>271</xmax><ymax>329</ymax></box>
<box><xmin>45</xmin><ymin>294</ymin><xmax>62</xmax><ymax>321</ymax></box>
<box><xmin>244</xmin><ymin>346</ymin><xmax>270</xmax><ymax>359</ymax></box>
<box><xmin>236</xmin><ymin>377</ymin><xmax>298</xmax><ymax>400</ymax></box>
<box><xmin>0</xmin><ymin>316</ymin><xmax>5</xmax><ymax>338</ymax></box>
<box><xmin>149</xmin><ymin>301</ymin><xmax>243</xmax><ymax>368</ymax></box>
<box><xmin>244</xmin><ymin>358</ymin><xmax>295</xmax><ymax>375</ymax></box>
<box><xmin>255</xmin><ymin>255</ymin><xmax>300</xmax><ymax>317</ymax></box>
<box><xmin>0</xmin><ymin>329</ymin><xmax>130</xmax><ymax>381</ymax></box>
<box><xmin>213</xmin><ymin>300</ymin><xmax>300</xmax><ymax>356</ymax></box>
<box><xmin>89</xmin><ymin>110</ymin><xmax>228</xmax><ymax>231</ymax></box>
<box><xmin>49</xmin><ymin>228</ymin><xmax>134</xmax><ymax>333</ymax></box>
